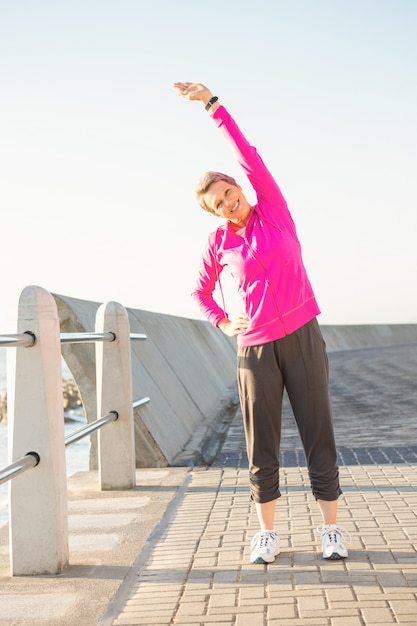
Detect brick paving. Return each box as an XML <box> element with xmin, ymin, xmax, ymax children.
<box><xmin>100</xmin><ymin>344</ymin><xmax>417</xmax><ymax>626</ymax></box>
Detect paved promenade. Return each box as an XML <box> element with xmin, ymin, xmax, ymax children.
<box><xmin>1</xmin><ymin>343</ymin><xmax>417</xmax><ymax>625</ymax></box>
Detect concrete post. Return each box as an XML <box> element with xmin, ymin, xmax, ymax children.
<box><xmin>7</xmin><ymin>285</ymin><xmax>68</xmax><ymax>575</ymax></box>
<box><xmin>95</xmin><ymin>302</ymin><xmax>136</xmax><ymax>490</ymax></box>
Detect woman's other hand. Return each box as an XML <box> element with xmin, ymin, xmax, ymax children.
<box><xmin>218</xmin><ymin>314</ymin><xmax>250</xmax><ymax>337</ymax></box>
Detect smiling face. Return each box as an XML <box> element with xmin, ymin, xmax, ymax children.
<box><xmin>202</xmin><ymin>180</ymin><xmax>252</xmax><ymax>229</ymax></box>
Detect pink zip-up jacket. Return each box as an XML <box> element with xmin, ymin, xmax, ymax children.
<box><xmin>192</xmin><ymin>105</ymin><xmax>320</xmax><ymax>347</ymax></box>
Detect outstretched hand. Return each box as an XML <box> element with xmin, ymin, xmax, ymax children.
<box><xmin>172</xmin><ymin>82</ymin><xmax>213</xmax><ymax>106</ymax></box>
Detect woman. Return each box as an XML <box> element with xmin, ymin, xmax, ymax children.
<box><xmin>173</xmin><ymin>81</ymin><xmax>349</xmax><ymax>564</ymax></box>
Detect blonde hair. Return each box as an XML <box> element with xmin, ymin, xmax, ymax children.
<box><xmin>196</xmin><ymin>171</ymin><xmax>238</xmax><ymax>214</ymax></box>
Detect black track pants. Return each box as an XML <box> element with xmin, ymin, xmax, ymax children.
<box><xmin>237</xmin><ymin>318</ymin><xmax>342</xmax><ymax>503</ymax></box>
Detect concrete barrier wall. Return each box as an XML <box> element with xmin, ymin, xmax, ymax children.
<box><xmin>53</xmin><ymin>293</ymin><xmax>417</xmax><ymax>468</ymax></box>
<box><xmin>321</xmin><ymin>323</ymin><xmax>417</xmax><ymax>352</ymax></box>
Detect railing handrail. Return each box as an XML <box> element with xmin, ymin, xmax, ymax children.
<box><xmin>60</xmin><ymin>331</ymin><xmax>116</xmax><ymax>344</ymax></box>
<box><xmin>61</xmin><ymin>331</ymin><xmax>147</xmax><ymax>343</ymax></box>
<box><xmin>0</xmin><ymin>332</ymin><xmax>36</xmax><ymax>348</ymax></box>
<box><xmin>61</xmin><ymin>332</ymin><xmax>147</xmax><ymax>344</ymax></box>
<box><xmin>1</xmin><ymin>331</ymin><xmax>147</xmax><ymax>347</ymax></box>
<box><xmin>133</xmin><ymin>396</ymin><xmax>150</xmax><ymax>409</ymax></box>
<box><xmin>0</xmin><ymin>452</ymin><xmax>40</xmax><ymax>486</ymax></box>
<box><xmin>0</xmin><ymin>395</ymin><xmax>151</xmax><ymax>485</ymax></box>
<box><xmin>64</xmin><ymin>410</ymin><xmax>119</xmax><ymax>446</ymax></box>
<box><xmin>1</xmin><ymin>328</ymin><xmax>150</xmax><ymax>485</ymax></box>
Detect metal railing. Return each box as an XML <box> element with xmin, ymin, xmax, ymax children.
<box><xmin>0</xmin><ymin>331</ymin><xmax>146</xmax><ymax>348</ymax></box>
<box><xmin>0</xmin><ymin>331</ymin><xmax>36</xmax><ymax>347</ymax></box>
<box><xmin>60</xmin><ymin>331</ymin><xmax>146</xmax><ymax>344</ymax></box>
<box><xmin>0</xmin><ymin>400</ymin><xmax>151</xmax><ymax>487</ymax></box>
<box><xmin>0</xmin><ymin>452</ymin><xmax>40</xmax><ymax>485</ymax></box>
<box><xmin>0</xmin><ymin>285</ymin><xmax>151</xmax><ymax>575</ymax></box>
<box><xmin>64</xmin><ymin>410</ymin><xmax>119</xmax><ymax>447</ymax></box>
<box><xmin>0</xmin><ymin>331</ymin><xmax>150</xmax><ymax>486</ymax></box>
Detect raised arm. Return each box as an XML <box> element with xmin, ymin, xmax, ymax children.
<box><xmin>173</xmin><ymin>82</ymin><xmax>294</xmax><ymax>234</ymax></box>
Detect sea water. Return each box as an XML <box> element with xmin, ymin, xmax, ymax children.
<box><xmin>0</xmin><ymin>348</ymin><xmax>89</xmax><ymax>528</ymax></box>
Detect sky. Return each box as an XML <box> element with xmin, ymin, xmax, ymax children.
<box><xmin>1</xmin><ymin>0</ymin><xmax>416</xmax><ymax>333</ymax></box>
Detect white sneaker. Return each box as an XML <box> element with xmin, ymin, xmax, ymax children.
<box><xmin>319</xmin><ymin>524</ymin><xmax>350</xmax><ymax>559</ymax></box>
<box><xmin>250</xmin><ymin>530</ymin><xmax>280</xmax><ymax>564</ymax></box>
